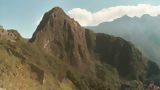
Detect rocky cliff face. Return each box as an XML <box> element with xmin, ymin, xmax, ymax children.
<box><xmin>0</xmin><ymin>7</ymin><xmax>160</xmax><ymax>90</ymax></box>
<box><xmin>30</xmin><ymin>7</ymin><xmax>91</xmax><ymax>67</ymax></box>
<box><xmin>0</xmin><ymin>28</ymin><xmax>21</xmax><ymax>42</ymax></box>
<box><xmin>95</xmin><ymin>33</ymin><xmax>147</xmax><ymax>80</ymax></box>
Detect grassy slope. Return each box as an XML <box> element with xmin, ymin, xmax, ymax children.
<box><xmin>0</xmin><ymin>40</ymin><xmax>76</xmax><ymax>90</ymax></box>
<box><xmin>0</xmin><ymin>38</ymin><xmax>123</xmax><ymax>90</ymax></box>
<box><xmin>0</xmin><ymin>28</ymin><xmax>150</xmax><ymax>90</ymax></box>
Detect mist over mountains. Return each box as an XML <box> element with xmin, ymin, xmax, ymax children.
<box><xmin>88</xmin><ymin>14</ymin><xmax>160</xmax><ymax>65</ymax></box>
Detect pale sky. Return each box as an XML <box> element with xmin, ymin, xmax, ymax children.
<box><xmin>0</xmin><ymin>0</ymin><xmax>160</xmax><ymax>38</ymax></box>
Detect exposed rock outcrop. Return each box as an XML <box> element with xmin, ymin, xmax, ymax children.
<box><xmin>95</xmin><ymin>33</ymin><xmax>147</xmax><ymax>80</ymax></box>
<box><xmin>30</xmin><ymin>7</ymin><xmax>91</xmax><ymax>67</ymax></box>
<box><xmin>0</xmin><ymin>28</ymin><xmax>21</xmax><ymax>42</ymax></box>
<box><xmin>29</xmin><ymin>7</ymin><xmax>160</xmax><ymax>89</ymax></box>
<box><xmin>0</xmin><ymin>7</ymin><xmax>160</xmax><ymax>90</ymax></box>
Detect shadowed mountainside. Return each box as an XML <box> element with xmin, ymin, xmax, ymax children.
<box><xmin>88</xmin><ymin>15</ymin><xmax>160</xmax><ymax>66</ymax></box>
<box><xmin>0</xmin><ymin>7</ymin><xmax>160</xmax><ymax>90</ymax></box>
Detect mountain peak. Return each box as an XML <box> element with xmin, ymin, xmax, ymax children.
<box><xmin>30</xmin><ymin>7</ymin><xmax>92</xmax><ymax>67</ymax></box>
<box><xmin>48</xmin><ymin>7</ymin><xmax>66</xmax><ymax>17</ymax></box>
<box><xmin>30</xmin><ymin>7</ymin><xmax>69</xmax><ymax>42</ymax></box>
<box><xmin>45</xmin><ymin>7</ymin><xmax>65</xmax><ymax>22</ymax></box>
<box><xmin>141</xmin><ymin>14</ymin><xmax>151</xmax><ymax>18</ymax></box>
<box><xmin>50</xmin><ymin>7</ymin><xmax>64</xmax><ymax>13</ymax></box>
<box><xmin>123</xmin><ymin>15</ymin><xmax>130</xmax><ymax>18</ymax></box>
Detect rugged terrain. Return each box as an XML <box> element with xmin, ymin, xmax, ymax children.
<box><xmin>88</xmin><ymin>15</ymin><xmax>160</xmax><ymax>66</ymax></box>
<box><xmin>0</xmin><ymin>7</ymin><xmax>160</xmax><ymax>90</ymax></box>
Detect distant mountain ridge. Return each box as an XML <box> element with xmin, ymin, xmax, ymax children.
<box><xmin>0</xmin><ymin>7</ymin><xmax>160</xmax><ymax>90</ymax></box>
<box><xmin>88</xmin><ymin>14</ymin><xmax>160</xmax><ymax>65</ymax></box>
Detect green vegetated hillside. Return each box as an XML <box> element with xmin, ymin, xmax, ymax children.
<box><xmin>0</xmin><ymin>7</ymin><xmax>160</xmax><ymax>90</ymax></box>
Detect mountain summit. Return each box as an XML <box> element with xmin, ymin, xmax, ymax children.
<box><xmin>88</xmin><ymin>14</ymin><xmax>160</xmax><ymax>65</ymax></box>
<box><xmin>30</xmin><ymin>7</ymin><xmax>92</xmax><ymax>67</ymax></box>
<box><xmin>0</xmin><ymin>7</ymin><xmax>160</xmax><ymax>90</ymax></box>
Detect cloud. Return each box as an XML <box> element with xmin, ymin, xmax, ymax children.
<box><xmin>68</xmin><ymin>8</ymin><xmax>92</xmax><ymax>26</ymax></box>
<box><xmin>67</xmin><ymin>4</ymin><xmax>160</xmax><ymax>26</ymax></box>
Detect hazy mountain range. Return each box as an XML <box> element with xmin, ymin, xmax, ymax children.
<box><xmin>88</xmin><ymin>14</ymin><xmax>160</xmax><ymax>65</ymax></box>
<box><xmin>0</xmin><ymin>7</ymin><xmax>160</xmax><ymax>90</ymax></box>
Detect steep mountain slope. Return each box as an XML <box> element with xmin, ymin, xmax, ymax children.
<box><xmin>30</xmin><ymin>7</ymin><xmax>92</xmax><ymax>69</ymax></box>
<box><xmin>0</xmin><ymin>7</ymin><xmax>160</xmax><ymax>90</ymax></box>
<box><xmin>29</xmin><ymin>7</ymin><xmax>160</xmax><ymax>89</ymax></box>
<box><xmin>0</xmin><ymin>27</ymin><xmax>76</xmax><ymax>90</ymax></box>
<box><xmin>96</xmin><ymin>33</ymin><xmax>147</xmax><ymax>80</ymax></box>
<box><xmin>88</xmin><ymin>15</ymin><xmax>160</xmax><ymax>65</ymax></box>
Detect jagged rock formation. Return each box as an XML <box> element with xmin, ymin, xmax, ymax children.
<box><xmin>95</xmin><ymin>33</ymin><xmax>147</xmax><ymax>80</ymax></box>
<box><xmin>0</xmin><ymin>28</ymin><xmax>21</xmax><ymax>42</ymax></box>
<box><xmin>88</xmin><ymin>15</ymin><xmax>160</xmax><ymax>65</ymax></box>
<box><xmin>0</xmin><ymin>7</ymin><xmax>160</xmax><ymax>90</ymax></box>
<box><xmin>30</xmin><ymin>7</ymin><xmax>91</xmax><ymax>67</ymax></box>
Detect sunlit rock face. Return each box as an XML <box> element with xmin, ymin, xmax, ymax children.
<box><xmin>30</xmin><ymin>7</ymin><xmax>92</xmax><ymax>67</ymax></box>
<box><xmin>0</xmin><ymin>6</ymin><xmax>155</xmax><ymax>90</ymax></box>
<box><xmin>0</xmin><ymin>28</ymin><xmax>21</xmax><ymax>42</ymax></box>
